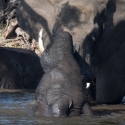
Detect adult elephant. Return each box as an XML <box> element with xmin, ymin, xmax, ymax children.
<box><xmin>32</xmin><ymin>31</ymin><xmax>93</xmax><ymax>117</ymax></box>
<box><xmin>91</xmin><ymin>0</ymin><xmax>125</xmax><ymax>104</ymax></box>
<box><xmin>52</xmin><ymin>0</ymin><xmax>107</xmax><ymax>101</ymax></box>
<box><xmin>16</xmin><ymin>0</ymin><xmax>98</xmax><ymax>88</ymax></box>
<box><xmin>17</xmin><ymin>0</ymin><xmax>125</xmax><ymax>104</ymax></box>
<box><xmin>16</xmin><ymin>0</ymin><xmax>58</xmax><ymax>50</ymax></box>
<box><xmin>17</xmin><ymin>0</ymin><xmax>107</xmax><ymax>58</ymax></box>
<box><xmin>54</xmin><ymin>0</ymin><xmax>125</xmax><ymax>104</ymax></box>
<box><xmin>0</xmin><ymin>47</ymin><xmax>44</xmax><ymax>89</ymax></box>
<box><xmin>53</xmin><ymin>0</ymin><xmax>108</xmax><ymax>62</ymax></box>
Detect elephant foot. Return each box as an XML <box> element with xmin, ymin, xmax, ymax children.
<box><xmin>82</xmin><ymin>103</ymin><xmax>93</xmax><ymax>115</ymax></box>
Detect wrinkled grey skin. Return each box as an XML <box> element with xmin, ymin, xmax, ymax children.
<box><xmin>17</xmin><ymin>0</ymin><xmax>106</xmax><ymax>59</ymax></box>
<box><xmin>32</xmin><ymin>31</ymin><xmax>93</xmax><ymax>117</ymax></box>
<box><xmin>91</xmin><ymin>0</ymin><xmax>125</xmax><ymax>104</ymax></box>
<box><xmin>53</xmin><ymin>0</ymin><xmax>108</xmax><ymax>62</ymax></box>
<box><xmin>16</xmin><ymin>0</ymin><xmax>57</xmax><ymax>49</ymax></box>
<box><xmin>0</xmin><ymin>47</ymin><xmax>44</xmax><ymax>89</ymax></box>
<box><xmin>17</xmin><ymin>0</ymin><xmax>125</xmax><ymax>104</ymax></box>
<box><xmin>16</xmin><ymin>0</ymin><xmax>95</xmax><ymax>83</ymax></box>
<box><xmin>54</xmin><ymin>0</ymin><xmax>125</xmax><ymax>104</ymax></box>
<box><xmin>52</xmin><ymin>0</ymin><xmax>107</xmax><ymax>101</ymax></box>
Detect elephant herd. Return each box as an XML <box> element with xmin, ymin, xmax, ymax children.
<box><xmin>0</xmin><ymin>0</ymin><xmax>125</xmax><ymax>117</ymax></box>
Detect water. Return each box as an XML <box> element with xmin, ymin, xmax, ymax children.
<box><xmin>0</xmin><ymin>89</ymin><xmax>125</xmax><ymax>125</ymax></box>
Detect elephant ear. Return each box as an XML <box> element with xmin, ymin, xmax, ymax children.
<box><xmin>82</xmin><ymin>102</ymin><xmax>93</xmax><ymax>115</ymax></box>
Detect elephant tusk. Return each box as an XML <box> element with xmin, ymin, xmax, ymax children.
<box><xmin>86</xmin><ymin>82</ymin><xmax>90</xmax><ymax>89</ymax></box>
<box><xmin>38</xmin><ymin>29</ymin><xmax>44</xmax><ymax>53</ymax></box>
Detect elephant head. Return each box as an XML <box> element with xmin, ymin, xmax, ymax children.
<box><xmin>53</xmin><ymin>0</ymin><xmax>101</xmax><ymax>61</ymax></box>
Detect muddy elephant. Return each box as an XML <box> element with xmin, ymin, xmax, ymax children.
<box><xmin>52</xmin><ymin>0</ymin><xmax>106</xmax><ymax>101</ymax></box>
<box><xmin>32</xmin><ymin>31</ymin><xmax>93</xmax><ymax>117</ymax></box>
<box><xmin>0</xmin><ymin>47</ymin><xmax>44</xmax><ymax>89</ymax></box>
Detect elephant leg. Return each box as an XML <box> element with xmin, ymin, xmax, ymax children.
<box><xmin>31</xmin><ymin>102</ymin><xmax>53</xmax><ymax>117</ymax></box>
<box><xmin>82</xmin><ymin>103</ymin><xmax>93</xmax><ymax>115</ymax></box>
<box><xmin>51</xmin><ymin>95</ymin><xmax>72</xmax><ymax>117</ymax></box>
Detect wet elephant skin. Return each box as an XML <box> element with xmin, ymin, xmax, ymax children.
<box><xmin>32</xmin><ymin>31</ymin><xmax>93</xmax><ymax>117</ymax></box>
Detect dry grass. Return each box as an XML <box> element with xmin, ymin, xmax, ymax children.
<box><xmin>0</xmin><ymin>22</ymin><xmax>6</xmax><ymax>40</ymax></box>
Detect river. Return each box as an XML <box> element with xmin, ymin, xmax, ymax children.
<box><xmin>0</xmin><ymin>89</ymin><xmax>125</xmax><ymax>125</ymax></box>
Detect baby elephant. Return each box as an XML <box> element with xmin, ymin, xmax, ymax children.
<box><xmin>32</xmin><ymin>31</ymin><xmax>93</xmax><ymax>117</ymax></box>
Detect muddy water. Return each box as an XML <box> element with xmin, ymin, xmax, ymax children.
<box><xmin>0</xmin><ymin>89</ymin><xmax>125</xmax><ymax>125</ymax></box>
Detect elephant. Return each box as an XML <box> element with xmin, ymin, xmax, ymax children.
<box><xmin>16</xmin><ymin>0</ymin><xmax>107</xmax><ymax>56</ymax></box>
<box><xmin>53</xmin><ymin>0</ymin><xmax>108</xmax><ymax>61</ymax></box>
<box><xmin>91</xmin><ymin>0</ymin><xmax>125</xmax><ymax>104</ymax></box>
<box><xmin>16</xmin><ymin>0</ymin><xmax>125</xmax><ymax>104</ymax></box>
<box><xmin>16</xmin><ymin>0</ymin><xmax>57</xmax><ymax>50</ymax></box>
<box><xmin>53</xmin><ymin>0</ymin><xmax>125</xmax><ymax>104</ymax></box>
<box><xmin>0</xmin><ymin>47</ymin><xmax>44</xmax><ymax>89</ymax></box>
<box><xmin>52</xmin><ymin>0</ymin><xmax>107</xmax><ymax>101</ymax></box>
<box><xmin>16</xmin><ymin>0</ymin><xmax>96</xmax><ymax>97</ymax></box>
<box><xmin>32</xmin><ymin>31</ymin><xmax>93</xmax><ymax>117</ymax></box>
